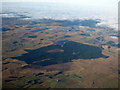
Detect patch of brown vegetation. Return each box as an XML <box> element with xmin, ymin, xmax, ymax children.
<box><xmin>47</xmin><ymin>49</ymin><xmax>64</xmax><ymax>53</ymax></box>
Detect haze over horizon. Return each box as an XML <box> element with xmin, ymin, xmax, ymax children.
<box><xmin>2</xmin><ymin>0</ymin><xmax>118</xmax><ymax>30</ymax></box>
<box><xmin>2</xmin><ymin>0</ymin><xmax>119</xmax><ymax>7</ymax></box>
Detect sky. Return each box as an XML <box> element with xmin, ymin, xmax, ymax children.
<box><xmin>1</xmin><ymin>0</ymin><xmax>119</xmax><ymax>7</ymax></box>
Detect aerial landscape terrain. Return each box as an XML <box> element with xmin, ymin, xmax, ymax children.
<box><xmin>2</xmin><ymin>1</ymin><xmax>119</xmax><ymax>88</ymax></box>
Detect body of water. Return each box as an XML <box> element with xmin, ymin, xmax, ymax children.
<box><xmin>80</xmin><ymin>34</ymin><xmax>91</xmax><ymax>37</ymax></box>
<box><xmin>87</xmin><ymin>29</ymin><xmax>95</xmax><ymax>32</ymax></box>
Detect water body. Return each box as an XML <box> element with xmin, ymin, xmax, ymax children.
<box><xmin>28</xmin><ymin>35</ymin><xmax>37</xmax><ymax>38</ymax></box>
<box><xmin>26</xmin><ymin>26</ymin><xmax>38</xmax><ymax>28</ymax></box>
<box><xmin>64</xmin><ymin>35</ymin><xmax>71</xmax><ymax>38</ymax></box>
<box><xmin>87</xmin><ymin>29</ymin><xmax>95</xmax><ymax>32</ymax></box>
<box><xmin>80</xmin><ymin>34</ymin><xmax>91</xmax><ymax>37</ymax></box>
<box><xmin>36</xmin><ymin>73</ymin><xmax>44</xmax><ymax>76</ymax></box>
<box><xmin>12</xmin><ymin>41</ymin><xmax>108</xmax><ymax>66</ymax></box>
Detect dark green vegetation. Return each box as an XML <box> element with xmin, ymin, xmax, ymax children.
<box><xmin>12</xmin><ymin>41</ymin><xmax>108</xmax><ymax>66</ymax></box>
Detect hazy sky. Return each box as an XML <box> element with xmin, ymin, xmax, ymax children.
<box><xmin>2</xmin><ymin>0</ymin><xmax>119</xmax><ymax>7</ymax></box>
<box><xmin>1</xmin><ymin>0</ymin><xmax>119</xmax><ymax>29</ymax></box>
